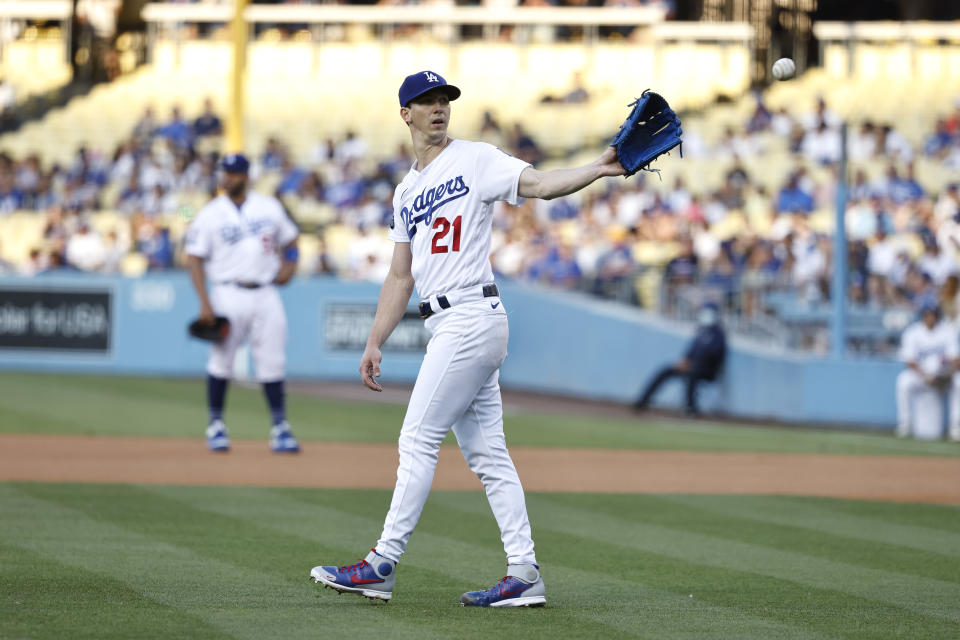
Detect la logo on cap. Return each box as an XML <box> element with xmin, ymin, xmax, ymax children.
<box><xmin>425</xmin><ymin>72</ymin><xmax>438</xmax><ymax>83</ymax></box>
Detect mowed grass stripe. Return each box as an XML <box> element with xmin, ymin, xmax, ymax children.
<box><xmin>0</xmin><ymin>542</ymin><xmax>235</xmax><ymax>640</ymax></box>
<box><xmin>0</xmin><ymin>373</ymin><xmax>407</xmax><ymax>442</ymax></box>
<box><xmin>18</xmin><ymin>482</ymin><xmax>651</xmax><ymax>640</ymax></box>
<box><xmin>156</xmin><ymin>484</ymin><xmax>832</xmax><ymax>640</ymax></box>
<box><xmin>0</xmin><ymin>484</ymin><xmax>451</xmax><ymax>640</ymax></box>
<box><xmin>3</xmin><ymin>371</ymin><xmax>960</xmax><ymax>456</ymax></box>
<box><xmin>593</xmin><ymin>494</ymin><xmax>960</xmax><ymax>583</ymax></box>
<box><xmin>427</xmin><ymin>493</ymin><xmax>960</xmax><ymax>639</ymax></box>
<box><xmin>145</xmin><ymin>484</ymin><xmax>660</xmax><ymax>639</ymax></box>
<box><xmin>511</xmin><ymin>494</ymin><xmax>960</xmax><ymax>622</ymax></box>
<box><xmin>659</xmin><ymin>495</ymin><xmax>960</xmax><ymax>558</ymax></box>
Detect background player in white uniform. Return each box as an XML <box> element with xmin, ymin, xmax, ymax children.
<box><xmin>896</xmin><ymin>301</ymin><xmax>960</xmax><ymax>440</ymax></box>
<box><xmin>185</xmin><ymin>153</ymin><xmax>302</xmax><ymax>453</ymax></box>
<box><xmin>310</xmin><ymin>70</ymin><xmax>627</xmax><ymax>606</ymax></box>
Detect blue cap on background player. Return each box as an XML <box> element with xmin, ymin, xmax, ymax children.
<box><xmin>398</xmin><ymin>71</ymin><xmax>461</xmax><ymax>107</ymax></box>
<box><xmin>221</xmin><ymin>153</ymin><xmax>250</xmax><ymax>174</ymax></box>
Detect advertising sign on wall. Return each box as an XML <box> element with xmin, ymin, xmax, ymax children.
<box><xmin>325</xmin><ymin>304</ymin><xmax>429</xmax><ymax>352</ymax></box>
<box><xmin>0</xmin><ymin>288</ymin><xmax>112</xmax><ymax>352</ymax></box>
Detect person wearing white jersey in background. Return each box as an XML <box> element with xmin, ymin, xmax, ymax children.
<box><xmin>185</xmin><ymin>153</ymin><xmax>302</xmax><ymax>453</ymax></box>
<box><xmin>896</xmin><ymin>301</ymin><xmax>960</xmax><ymax>440</ymax></box>
<box><xmin>309</xmin><ymin>70</ymin><xmax>627</xmax><ymax>607</ymax></box>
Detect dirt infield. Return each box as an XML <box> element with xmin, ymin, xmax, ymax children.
<box><xmin>2</xmin><ymin>434</ymin><xmax>959</xmax><ymax>504</ymax></box>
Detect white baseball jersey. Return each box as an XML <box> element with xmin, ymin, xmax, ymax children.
<box><xmin>388</xmin><ymin>139</ymin><xmax>529</xmax><ymax>299</ymax></box>
<box><xmin>899</xmin><ymin>320</ymin><xmax>960</xmax><ymax>376</ymax></box>
<box><xmin>185</xmin><ymin>192</ymin><xmax>298</xmax><ymax>284</ymax></box>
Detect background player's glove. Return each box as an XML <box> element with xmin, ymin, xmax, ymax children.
<box><xmin>611</xmin><ymin>90</ymin><xmax>682</xmax><ymax>177</ymax></box>
<box><xmin>187</xmin><ymin>316</ymin><xmax>230</xmax><ymax>343</ymax></box>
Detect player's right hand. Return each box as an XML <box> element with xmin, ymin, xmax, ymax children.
<box><xmin>199</xmin><ymin>304</ymin><xmax>216</xmax><ymax>325</ymax></box>
<box><xmin>360</xmin><ymin>345</ymin><xmax>383</xmax><ymax>392</ymax></box>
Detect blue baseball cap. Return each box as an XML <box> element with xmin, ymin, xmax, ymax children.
<box><xmin>221</xmin><ymin>153</ymin><xmax>250</xmax><ymax>174</ymax></box>
<box><xmin>398</xmin><ymin>71</ymin><xmax>461</xmax><ymax>107</ymax></box>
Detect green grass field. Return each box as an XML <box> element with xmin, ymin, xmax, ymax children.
<box><xmin>2</xmin><ymin>372</ymin><xmax>958</xmax><ymax>456</ymax></box>
<box><xmin>2</xmin><ymin>372</ymin><xmax>959</xmax><ymax>639</ymax></box>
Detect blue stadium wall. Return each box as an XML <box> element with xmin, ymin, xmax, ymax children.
<box><xmin>0</xmin><ymin>274</ymin><xmax>899</xmax><ymax>429</ymax></box>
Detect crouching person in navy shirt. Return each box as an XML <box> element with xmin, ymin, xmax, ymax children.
<box><xmin>633</xmin><ymin>302</ymin><xmax>727</xmax><ymax>416</ymax></box>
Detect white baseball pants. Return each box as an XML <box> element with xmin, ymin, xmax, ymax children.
<box><xmin>895</xmin><ymin>368</ymin><xmax>960</xmax><ymax>439</ymax></box>
<box><xmin>376</xmin><ymin>298</ymin><xmax>537</xmax><ymax>565</ymax></box>
<box><xmin>207</xmin><ymin>284</ymin><xmax>287</xmax><ymax>382</ymax></box>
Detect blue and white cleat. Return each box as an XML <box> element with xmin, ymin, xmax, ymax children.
<box><xmin>269</xmin><ymin>421</ymin><xmax>300</xmax><ymax>453</ymax></box>
<box><xmin>205</xmin><ymin>420</ymin><xmax>230</xmax><ymax>452</ymax></box>
<box><xmin>310</xmin><ymin>549</ymin><xmax>395</xmax><ymax>602</ymax></box>
<box><xmin>460</xmin><ymin>564</ymin><xmax>546</xmax><ymax>607</ymax></box>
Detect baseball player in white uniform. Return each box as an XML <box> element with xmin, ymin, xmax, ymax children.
<box><xmin>185</xmin><ymin>153</ymin><xmax>302</xmax><ymax>453</ymax></box>
<box><xmin>309</xmin><ymin>70</ymin><xmax>627</xmax><ymax>606</ymax></box>
<box><xmin>896</xmin><ymin>302</ymin><xmax>960</xmax><ymax>440</ymax></box>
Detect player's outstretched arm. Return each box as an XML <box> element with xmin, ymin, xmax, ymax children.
<box><xmin>517</xmin><ymin>146</ymin><xmax>625</xmax><ymax>201</ymax></box>
<box><xmin>360</xmin><ymin>243</ymin><xmax>415</xmax><ymax>392</ymax></box>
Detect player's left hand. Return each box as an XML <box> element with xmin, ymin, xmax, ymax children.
<box><xmin>595</xmin><ymin>146</ymin><xmax>626</xmax><ymax>178</ymax></box>
<box><xmin>360</xmin><ymin>345</ymin><xmax>383</xmax><ymax>392</ymax></box>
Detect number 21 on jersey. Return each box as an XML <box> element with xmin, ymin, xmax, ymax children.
<box><xmin>431</xmin><ymin>216</ymin><xmax>461</xmax><ymax>254</ymax></box>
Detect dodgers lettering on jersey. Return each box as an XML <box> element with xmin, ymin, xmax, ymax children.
<box><xmin>398</xmin><ymin>175</ymin><xmax>470</xmax><ymax>239</ymax></box>
<box><xmin>185</xmin><ymin>191</ymin><xmax>299</xmax><ymax>284</ymax></box>
<box><xmin>388</xmin><ymin>140</ymin><xmax>530</xmax><ymax>299</ymax></box>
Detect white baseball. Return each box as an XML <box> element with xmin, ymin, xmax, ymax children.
<box><xmin>772</xmin><ymin>58</ymin><xmax>796</xmax><ymax>81</ymax></box>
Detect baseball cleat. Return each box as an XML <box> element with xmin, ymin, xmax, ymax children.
<box><xmin>269</xmin><ymin>421</ymin><xmax>300</xmax><ymax>453</ymax></box>
<box><xmin>310</xmin><ymin>549</ymin><xmax>395</xmax><ymax>601</ymax></box>
<box><xmin>460</xmin><ymin>564</ymin><xmax>546</xmax><ymax>607</ymax></box>
<box><xmin>206</xmin><ymin>420</ymin><xmax>230</xmax><ymax>452</ymax></box>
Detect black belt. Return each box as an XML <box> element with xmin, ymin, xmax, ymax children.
<box><xmin>219</xmin><ymin>281</ymin><xmax>264</xmax><ymax>289</ymax></box>
<box><xmin>419</xmin><ymin>284</ymin><xmax>499</xmax><ymax>319</ymax></box>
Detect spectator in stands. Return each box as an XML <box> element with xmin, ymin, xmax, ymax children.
<box><xmin>65</xmin><ymin>222</ymin><xmax>106</xmax><ymax>272</ymax></box>
<box><xmin>776</xmin><ymin>171</ymin><xmax>814</xmax><ymax>214</ymax></box>
<box><xmin>802</xmin><ymin>121</ymin><xmax>842</xmax><ymax>165</ymax></box>
<box><xmin>261</xmin><ymin>136</ymin><xmax>287</xmax><ymax>171</ymax></box>
<box><xmin>539</xmin><ymin>71</ymin><xmax>590</xmax><ymax>104</ymax></box>
<box><xmin>592</xmin><ymin>230</ymin><xmax>635</xmax><ymax>297</ymax></box>
<box><xmin>18</xmin><ymin>248</ymin><xmax>45</xmax><ymax>276</ymax></box>
<box><xmin>0</xmin><ymin>165</ymin><xmax>23</xmax><ymax>213</ymax></box>
<box><xmin>889</xmin><ymin>163</ymin><xmax>924</xmax><ymax>204</ymax></box>
<box><xmin>848</xmin><ymin>121</ymin><xmax>878</xmax><ymax>160</ymax></box>
<box><xmin>702</xmin><ymin>250</ymin><xmax>737</xmax><ymax>309</ymax></box>
<box><xmin>661</xmin><ymin>235</ymin><xmax>698</xmax><ymax>309</ymax></box>
<box><xmin>132</xmin><ymin>107</ymin><xmax>156</xmax><ymax>141</ymax></box>
<box><xmin>156</xmin><ymin>106</ymin><xmax>192</xmax><ymax>149</ymax></box>
<box><xmin>917</xmin><ymin>238</ymin><xmax>954</xmax><ymax>286</ymax></box>
<box><xmin>310</xmin><ymin>137</ymin><xmax>335</xmax><ymax>166</ymax></box>
<box><xmin>478</xmin><ymin>110</ymin><xmax>507</xmax><ymax>147</ymax></box>
<box><xmin>510</xmin><ymin>123</ymin><xmax>544</xmax><ymax>165</ymax></box>
<box><xmin>802</xmin><ymin>96</ymin><xmax>840</xmax><ymax>131</ymax></box>
<box><xmin>39</xmin><ymin>246</ymin><xmax>76</xmax><ymax>274</ymax></box>
<box><xmin>770</xmin><ymin>107</ymin><xmax>794</xmax><ymax>137</ymax></box>
<box><xmin>633</xmin><ymin>301</ymin><xmax>726</xmax><ymax>416</ymax></box>
<box><xmin>276</xmin><ymin>157</ymin><xmax>308</xmax><ymax>196</ymax></box>
<box><xmin>791</xmin><ymin>229</ymin><xmax>828</xmax><ymax>302</ymax></box>
<box><xmin>101</xmin><ymin>229</ymin><xmax>127</xmax><ymax>275</ymax></box>
<box><xmin>880</xmin><ymin>124</ymin><xmax>913</xmax><ymax>162</ymax></box>
<box><xmin>135</xmin><ymin>218</ymin><xmax>173</xmax><ymax>270</ymax></box>
<box><xmin>745</xmin><ymin>93</ymin><xmax>772</xmax><ymax>133</ymax></box>
<box><xmin>334</xmin><ymin>130</ymin><xmax>367</xmax><ymax>165</ymax></box>
<box><xmin>193</xmin><ymin>98</ymin><xmax>223</xmax><ymax>138</ymax></box>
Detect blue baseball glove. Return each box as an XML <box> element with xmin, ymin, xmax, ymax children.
<box><xmin>611</xmin><ymin>90</ymin><xmax>683</xmax><ymax>177</ymax></box>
